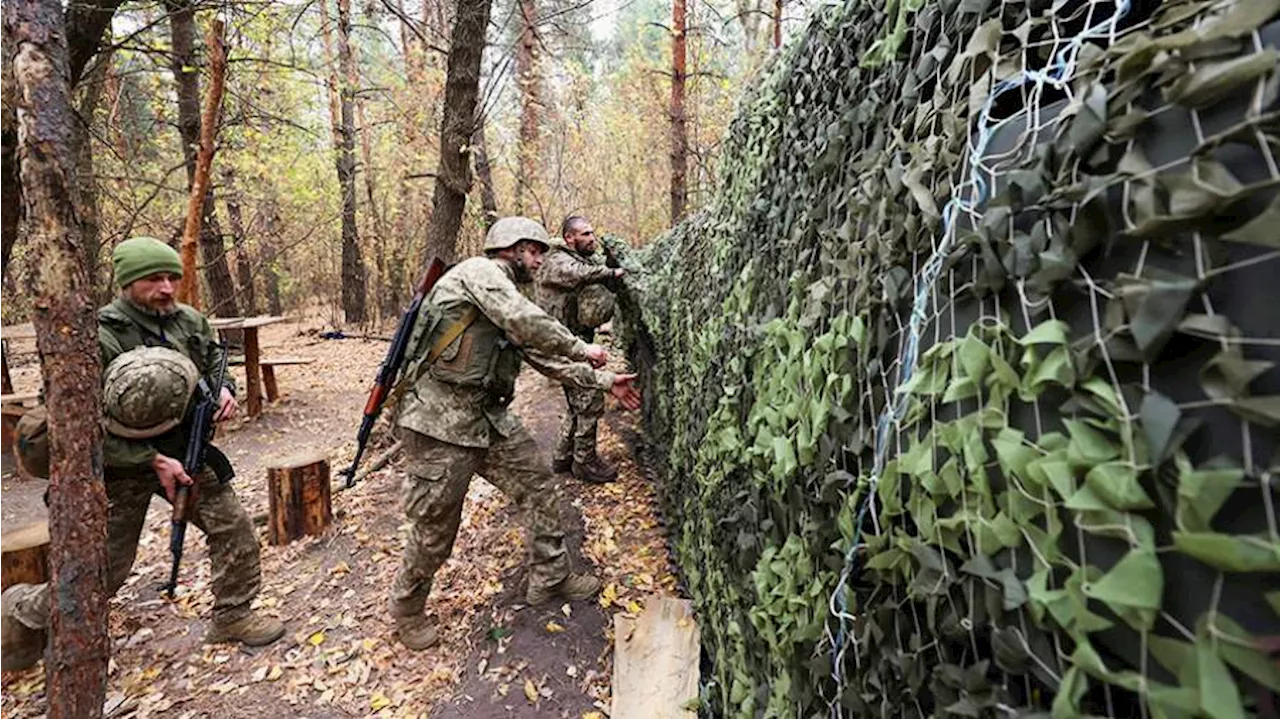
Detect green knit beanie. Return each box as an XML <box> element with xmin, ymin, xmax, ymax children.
<box><xmin>113</xmin><ymin>237</ymin><xmax>183</xmax><ymax>288</ymax></box>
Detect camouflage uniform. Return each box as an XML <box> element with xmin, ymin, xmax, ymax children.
<box><xmin>536</xmin><ymin>246</ymin><xmax>617</xmax><ymax>467</ymax></box>
<box><xmin>6</xmin><ymin>298</ymin><xmax>261</xmax><ymax>632</ymax></box>
<box><xmin>391</xmin><ymin>255</ymin><xmax>616</xmax><ymax>618</ymax></box>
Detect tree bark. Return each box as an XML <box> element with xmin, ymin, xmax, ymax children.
<box><xmin>473</xmin><ymin>116</ymin><xmax>499</xmax><ymax>230</ymax></box>
<box><xmin>322</xmin><ymin>0</ymin><xmax>368</xmax><ymax>325</ymax></box>
<box><xmin>6</xmin><ymin>0</ymin><xmax>110</xmax><ymax>714</ymax></box>
<box><xmin>670</xmin><ymin>0</ymin><xmax>688</xmax><ymax>225</ymax></box>
<box><xmin>65</xmin><ymin>0</ymin><xmax>124</xmax><ymax>86</ymax></box>
<box><xmin>2</xmin><ymin>36</ymin><xmax>22</xmax><ymax>278</ymax></box>
<box><xmin>167</xmin><ymin>1</ymin><xmax>236</xmax><ymax>315</ymax></box>
<box><xmin>266</xmin><ymin>453</ymin><xmax>334</xmax><ymax>545</ymax></box>
<box><xmin>73</xmin><ymin>50</ymin><xmax>111</xmax><ymax>291</ymax></box>
<box><xmin>259</xmin><ymin>193</ymin><xmax>284</xmax><ymax>315</ymax></box>
<box><xmin>514</xmin><ymin>0</ymin><xmax>539</xmax><ymax>215</ymax></box>
<box><xmin>222</xmin><ymin>166</ymin><xmax>257</xmax><ymax>315</ymax></box>
<box><xmin>773</xmin><ymin>0</ymin><xmax>782</xmax><ymax>48</ymax></box>
<box><xmin>422</xmin><ymin>0</ymin><xmax>492</xmax><ymax>265</ymax></box>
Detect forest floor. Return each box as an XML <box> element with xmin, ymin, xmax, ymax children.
<box><xmin>0</xmin><ymin>315</ymin><xmax>681</xmax><ymax>718</ymax></box>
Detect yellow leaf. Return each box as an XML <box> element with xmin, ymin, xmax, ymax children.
<box><xmin>599</xmin><ymin>583</ymin><xmax>618</xmax><ymax>609</ymax></box>
<box><xmin>524</xmin><ymin>679</ymin><xmax>538</xmax><ymax>703</ymax></box>
<box><xmin>330</xmin><ymin>561</ymin><xmax>351</xmax><ymax>575</ymax></box>
<box><xmin>267</xmin><ymin>665</ymin><xmax>283</xmax><ymax>681</ymax></box>
<box><xmin>308</xmin><ymin>630</ymin><xmax>326</xmax><ymax>646</ymax></box>
<box><xmin>546</xmin><ymin>621</ymin><xmax>565</xmax><ymax>634</ymax></box>
<box><xmin>370</xmin><ymin>692</ymin><xmax>391</xmax><ymax>710</ymax></box>
<box><xmin>626</xmin><ymin>600</ymin><xmax>643</xmax><ymax>614</ymax></box>
<box><xmin>584</xmin><ymin>712</ymin><xmax>605</xmax><ymax>719</ymax></box>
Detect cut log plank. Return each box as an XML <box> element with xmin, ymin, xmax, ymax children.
<box><xmin>266</xmin><ymin>452</ymin><xmax>333</xmax><ymax>545</ymax></box>
<box><xmin>612</xmin><ymin>597</ymin><xmax>700</xmax><ymax>719</ymax></box>
<box><xmin>1</xmin><ymin>521</ymin><xmax>51</xmax><ymax>590</ymax></box>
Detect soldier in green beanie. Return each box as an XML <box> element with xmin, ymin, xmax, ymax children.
<box><xmin>1</xmin><ymin>237</ymin><xmax>286</xmax><ymax>672</ymax></box>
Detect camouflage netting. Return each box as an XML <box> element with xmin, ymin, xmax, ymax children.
<box><xmin>603</xmin><ymin>0</ymin><xmax>1280</xmax><ymax>716</ymax></box>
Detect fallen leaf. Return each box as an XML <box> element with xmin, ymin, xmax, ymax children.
<box><xmin>524</xmin><ymin>679</ymin><xmax>538</xmax><ymax>703</ymax></box>
<box><xmin>267</xmin><ymin>665</ymin><xmax>284</xmax><ymax>681</ymax></box>
<box><xmin>370</xmin><ymin>692</ymin><xmax>391</xmax><ymax>710</ymax></box>
<box><xmin>584</xmin><ymin>713</ymin><xmax>605</xmax><ymax>719</ymax></box>
<box><xmin>308</xmin><ymin>630</ymin><xmax>326</xmax><ymax>646</ymax></box>
<box><xmin>599</xmin><ymin>583</ymin><xmax>618</xmax><ymax>609</ymax></box>
<box><xmin>626</xmin><ymin>600</ymin><xmax>642</xmax><ymax>614</ymax></box>
<box><xmin>545</xmin><ymin>621</ymin><xmax>565</xmax><ymax>634</ymax></box>
<box><xmin>561</xmin><ymin>603</ymin><xmax>572</xmax><ymax>618</ymax></box>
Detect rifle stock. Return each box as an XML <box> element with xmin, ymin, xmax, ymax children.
<box><xmin>340</xmin><ymin>257</ymin><xmax>447</xmax><ymax>488</ymax></box>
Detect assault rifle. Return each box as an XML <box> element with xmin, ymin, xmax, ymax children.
<box><xmin>160</xmin><ymin>345</ymin><xmax>231</xmax><ymax>599</ymax></box>
<box><xmin>339</xmin><ymin>257</ymin><xmax>447</xmax><ymax>488</ymax></box>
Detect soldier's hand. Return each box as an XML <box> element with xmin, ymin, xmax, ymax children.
<box><xmin>214</xmin><ymin>386</ymin><xmax>238</xmax><ymax>422</ymax></box>
<box><xmin>609</xmin><ymin>374</ymin><xmax>642</xmax><ymax>411</ymax></box>
<box><xmin>584</xmin><ymin>344</ymin><xmax>609</xmax><ymax>368</ymax></box>
<box><xmin>152</xmin><ymin>454</ymin><xmax>194</xmax><ymax>502</ymax></box>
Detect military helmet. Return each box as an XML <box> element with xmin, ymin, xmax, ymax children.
<box><xmin>103</xmin><ymin>346</ymin><xmax>200</xmax><ymax>439</ymax></box>
<box><xmin>577</xmin><ymin>284</ymin><xmax>616</xmax><ymax>328</ymax></box>
<box><xmin>483</xmin><ymin>217</ymin><xmax>551</xmax><ymax>252</ymax></box>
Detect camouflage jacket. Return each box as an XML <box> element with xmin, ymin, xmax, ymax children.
<box><xmin>536</xmin><ymin>246</ymin><xmax>616</xmax><ymax>339</ymax></box>
<box><xmin>98</xmin><ymin>298</ymin><xmax>235</xmax><ymax>469</ymax></box>
<box><xmin>396</xmin><ymin>256</ymin><xmax>616</xmax><ymax>448</ymax></box>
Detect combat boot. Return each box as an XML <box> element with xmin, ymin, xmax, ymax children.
<box><xmin>205</xmin><ymin>611</ymin><xmax>286</xmax><ymax>646</ymax></box>
<box><xmin>395</xmin><ymin>614</ymin><xmax>439</xmax><ymax>651</ymax></box>
<box><xmin>526</xmin><ymin>572</ymin><xmax>602</xmax><ymax>605</ymax></box>
<box><xmin>551</xmin><ymin>457</ymin><xmax>573</xmax><ymax>473</ymax></box>
<box><xmin>1</xmin><ymin>587</ymin><xmax>46</xmax><ymax>672</ymax></box>
<box><xmin>571</xmin><ymin>455</ymin><xmax>618</xmax><ymax>484</ymax></box>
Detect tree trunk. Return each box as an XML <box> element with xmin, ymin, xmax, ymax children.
<box><xmin>514</xmin><ymin>0</ymin><xmax>539</xmax><ymax>215</ymax></box>
<box><xmin>356</xmin><ymin>98</ymin><xmax>388</xmax><ymax>321</ymax></box>
<box><xmin>222</xmin><ymin>166</ymin><xmax>257</xmax><ymax>315</ymax></box>
<box><xmin>322</xmin><ymin>0</ymin><xmax>368</xmax><ymax>325</ymax></box>
<box><xmin>773</xmin><ymin>0</ymin><xmax>782</xmax><ymax>48</ymax></box>
<box><xmin>72</xmin><ymin>50</ymin><xmax>111</xmax><ymax>286</ymax></box>
<box><xmin>259</xmin><ymin>194</ymin><xmax>284</xmax><ymax>315</ymax></box>
<box><xmin>167</xmin><ymin>1</ymin><xmax>237</xmax><ymax>315</ymax></box>
<box><xmin>670</xmin><ymin>0</ymin><xmax>688</xmax><ymax>225</ymax></box>
<box><xmin>473</xmin><ymin>116</ymin><xmax>499</xmax><ymax>230</ymax></box>
<box><xmin>2</xmin><ymin>37</ymin><xmax>22</xmax><ymax>278</ymax></box>
<box><xmin>6</xmin><ymin>0</ymin><xmax>110</xmax><ymax>714</ymax></box>
<box><xmin>423</xmin><ymin>0</ymin><xmax>493</xmax><ymax>265</ymax></box>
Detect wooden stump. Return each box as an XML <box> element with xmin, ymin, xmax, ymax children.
<box><xmin>266</xmin><ymin>452</ymin><xmax>333</xmax><ymax>545</ymax></box>
<box><xmin>1</xmin><ymin>522</ymin><xmax>50</xmax><ymax>590</ymax></box>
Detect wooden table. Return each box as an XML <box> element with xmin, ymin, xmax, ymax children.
<box><xmin>2</xmin><ymin>323</ymin><xmax>38</xmax><ymax>393</ymax></box>
<box><xmin>209</xmin><ymin>316</ymin><xmax>288</xmax><ymax>417</ymax></box>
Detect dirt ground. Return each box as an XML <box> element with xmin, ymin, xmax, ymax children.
<box><xmin>0</xmin><ymin>317</ymin><xmax>681</xmax><ymax>718</ymax></box>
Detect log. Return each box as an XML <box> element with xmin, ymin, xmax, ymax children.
<box><xmin>266</xmin><ymin>452</ymin><xmax>333</xmax><ymax>545</ymax></box>
<box><xmin>1</xmin><ymin>521</ymin><xmax>50</xmax><ymax>590</ymax></box>
<box><xmin>612</xmin><ymin>597</ymin><xmax>699</xmax><ymax>719</ymax></box>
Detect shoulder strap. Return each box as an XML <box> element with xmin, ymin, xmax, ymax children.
<box><xmin>385</xmin><ymin>305</ymin><xmax>480</xmax><ymax>417</ymax></box>
<box><xmin>425</xmin><ymin>306</ymin><xmax>478</xmax><ymax>364</ymax></box>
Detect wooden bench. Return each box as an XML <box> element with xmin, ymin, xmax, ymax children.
<box><xmin>228</xmin><ymin>356</ymin><xmax>315</xmax><ymax>402</ymax></box>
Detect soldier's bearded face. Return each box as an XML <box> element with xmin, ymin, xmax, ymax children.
<box><xmin>511</xmin><ymin>241</ymin><xmax>547</xmax><ymax>282</ymax></box>
<box><xmin>125</xmin><ymin>272</ymin><xmax>181</xmax><ymax>314</ymax></box>
<box><xmin>568</xmin><ymin>223</ymin><xmax>597</xmax><ymax>254</ymax></box>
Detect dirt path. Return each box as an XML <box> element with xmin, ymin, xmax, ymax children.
<box><xmin>0</xmin><ymin>322</ymin><xmax>682</xmax><ymax>719</ymax></box>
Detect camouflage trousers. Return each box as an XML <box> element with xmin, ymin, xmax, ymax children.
<box><xmin>553</xmin><ymin>385</ymin><xmax>605</xmax><ymax>465</ymax></box>
<box><xmin>391</xmin><ymin>426</ymin><xmax>569</xmax><ymax>617</ymax></box>
<box><xmin>6</xmin><ymin>467</ymin><xmax>262</xmax><ymax>630</ymax></box>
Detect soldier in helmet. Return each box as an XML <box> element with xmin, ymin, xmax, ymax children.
<box><xmin>536</xmin><ymin>215</ymin><xmax>625</xmax><ymax>484</ymax></box>
<box><xmin>389</xmin><ymin>216</ymin><xmax>641</xmax><ymax>651</ymax></box>
<box><xmin>1</xmin><ymin>237</ymin><xmax>285</xmax><ymax>672</ymax></box>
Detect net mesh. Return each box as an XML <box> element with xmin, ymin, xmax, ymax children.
<box><xmin>605</xmin><ymin>0</ymin><xmax>1280</xmax><ymax>716</ymax></box>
